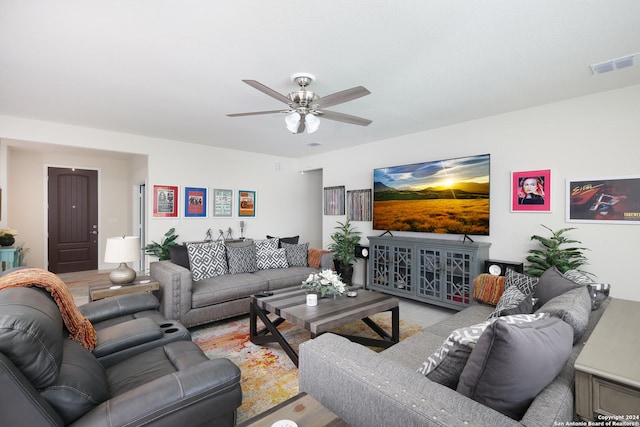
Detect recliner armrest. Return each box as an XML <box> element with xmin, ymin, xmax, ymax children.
<box><xmin>79</xmin><ymin>292</ymin><xmax>160</xmax><ymax>324</ymax></box>
<box><xmin>92</xmin><ymin>318</ymin><xmax>163</xmax><ymax>358</ymax></box>
<box><xmin>71</xmin><ymin>358</ymin><xmax>242</xmax><ymax>427</ymax></box>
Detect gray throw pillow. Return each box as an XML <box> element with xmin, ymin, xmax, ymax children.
<box><xmin>256</xmin><ymin>248</ymin><xmax>289</xmax><ymax>270</ymax></box>
<box><xmin>535</xmin><ymin>285</ymin><xmax>592</xmax><ymax>343</ymax></box>
<box><xmin>505</xmin><ymin>268</ymin><xmax>538</xmax><ymax>295</ymax></box>
<box><xmin>457</xmin><ymin>316</ymin><xmax>573</xmax><ymax>420</ymax></box>
<box><xmin>226</xmin><ymin>244</ymin><xmax>257</xmax><ymax>274</ymax></box>
<box><xmin>535</xmin><ymin>266</ymin><xmax>581</xmax><ymax>307</ymax></box>
<box><xmin>186</xmin><ymin>242</ymin><xmax>227</xmax><ymax>281</ymax></box>
<box><xmin>281</xmin><ymin>242</ymin><xmax>309</xmax><ymax>267</ymax></box>
<box><xmin>489</xmin><ymin>286</ymin><xmax>532</xmax><ymax>318</ymax></box>
<box><xmin>168</xmin><ymin>244</ymin><xmax>190</xmax><ymax>270</ymax></box>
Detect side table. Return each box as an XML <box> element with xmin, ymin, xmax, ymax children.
<box><xmin>575</xmin><ymin>298</ymin><xmax>640</xmax><ymax>420</ymax></box>
<box><xmin>237</xmin><ymin>392</ymin><xmax>348</xmax><ymax>427</ymax></box>
<box><xmin>0</xmin><ymin>243</ymin><xmax>24</xmax><ymax>271</ymax></box>
<box><xmin>89</xmin><ymin>275</ymin><xmax>159</xmax><ymax>302</ymax></box>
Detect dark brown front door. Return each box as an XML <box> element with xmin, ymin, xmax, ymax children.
<box><xmin>48</xmin><ymin>167</ymin><xmax>99</xmax><ymax>273</ymax></box>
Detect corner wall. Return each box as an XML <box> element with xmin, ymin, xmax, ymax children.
<box><xmin>301</xmin><ymin>84</ymin><xmax>640</xmax><ymax>301</ymax></box>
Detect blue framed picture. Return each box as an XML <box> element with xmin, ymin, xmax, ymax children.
<box><xmin>184</xmin><ymin>186</ymin><xmax>207</xmax><ymax>218</ymax></box>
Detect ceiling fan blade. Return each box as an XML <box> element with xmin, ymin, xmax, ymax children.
<box><xmin>296</xmin><ymin>117</ymin><xmax>306</xmax><ymax>134</ymax></box>
<box><xmin>316</xmin><ymin>110</ymin><xmax>372</xmax><ymax>126</ymax></box>
<box><xmin>227</xmin><ymin>110</ymin><xmax>288</xmax><ymax>117</ymax></box>
<box><xmin>242</xmin><ymin>80</ymin><xmax>292</xmax><ymax>105</ymax></box>
<box><xmin>312</xmin><ymin>86</ymin><xmax>371</xmax><ymax>109</ymax></box>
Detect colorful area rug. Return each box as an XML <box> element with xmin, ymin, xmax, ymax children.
<box><xmin>190</xmin><ymin>312</ymin><xmax>423</xmax><ymax>423</ymax></box>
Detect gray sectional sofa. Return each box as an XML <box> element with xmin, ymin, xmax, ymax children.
<box><xmin>150</xmin><ymin>238</ymin><xmax>333</xmax><ymax>328</ymax></box>
<box><xmin>299</xmin><ymin>268</ymin><xmax>611</xmax><ymax>427</ymax></box>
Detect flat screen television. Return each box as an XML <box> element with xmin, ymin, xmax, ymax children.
<box><xmin>373</xmin><ymin>153</ymin><xmax>490</xmax><ymax>236</ymax></box>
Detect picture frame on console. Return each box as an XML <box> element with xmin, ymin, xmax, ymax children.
<box><xmin>153</xmin><ymin>185</ymin><xmax>178</xmax><ymax>218</ymax></box>
<box><xmin>183</xmin><ymin>186</ymin><xmax>207</xmax><ymax>218</ymax></box>
<box><xmin>566</xmin><ymin>175</ymin><xmax>640</xmax><ymax>224</ymax></box>
<box><xmin>238</xmin><ymin>190</ymin><xmax>256</xmax><ymax>217</ymax></box>
<box><xmin>511</xmin><ymin>169</ymin><xmax>551</xmax><ymax>212</ymax></box>
<box><xmin>213</xmin><ymin>188</ymin><xmax>233</xmax><ymax>217</ymax></box>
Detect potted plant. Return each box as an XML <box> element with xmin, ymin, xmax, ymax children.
<box><xmin>144</xmin><ymin>228</ymin><xmax>179</xmax><ymax>261</ymax></box>
<box><xmin>525</xmin><ymin>225</ymin><xmax>590</xmax><ymax>277</ymax></box>
<box><xmin>0</xmin><ymin>228</ymin><xmax>18</xmax><ymax>247</ymax></box>
<box><xmin>328</xmin><ymin>220</ymin><xmax>361</xmax><ymax>285</ymax></box>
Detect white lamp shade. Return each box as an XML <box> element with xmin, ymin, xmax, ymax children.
<box><xmin>104</xmin><ymin>236</ymin><xmax>141</xmax><ymax>263</ymax></box>
<box><xmin>305</xmin><ymin>114</ymin><xmax>320</xmax><ymax>133</ymax></box>
<box><xmin>285</xmin><ymin>112</ymin><xmax>301</xmax><ymax>133</ymax></box>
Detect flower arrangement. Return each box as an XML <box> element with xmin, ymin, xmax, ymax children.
<box><xmin>301</xmin><ymin>269</ymin><xmax>348</xmax><ymax>298</ymax></box>
<box><xmin>0</xmin><ymin>228</ymin><xmax>18</xmax><ymax>239</ymax></box>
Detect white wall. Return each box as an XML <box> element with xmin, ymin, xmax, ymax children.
<box><xmin>300</xmin><ymin>85</ymin><xmax>640</xmax><ymax>301</ymax></box>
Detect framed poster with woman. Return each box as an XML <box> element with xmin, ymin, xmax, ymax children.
<box><xmin>511</xmin><ymin>170</ymin><xmax>551</xmax><ymax>212</ymax></box>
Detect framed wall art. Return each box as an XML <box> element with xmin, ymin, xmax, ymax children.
<box><xmin>153</xmin><ymin>185</ymin><xmax>179</xmax><ymax>218</ymax></box>
<box><xmin>347</xmin><ymin>189</ymin><xmax>372</xmax><ymax>221</ymax></box>
<box><xmin>511</xmin><ymin>169</ymin><xmax>551</xmax><ymax>212</ymax></box>
<box><xmin>184</xmin><ymin>186</ymin><xmax>207</xmax><ymax>218</ymax></box>
<box><xmin>324</xmin><ymin>185</ymin><xmax>345</xmax><ymax>215</ymax></box>
<box><xmin>213</xmin><ymin>188</ymin><xmax>233</xmax><ymax>217</ymax></box>
<box><xmin>567</xmin><ymin>175</ymin><xmax>640</xmax><ymax>224</ymax></box>
<box><xmin>238</xmin><ymin>190</ymin><xmax>256</xmax><ymax>217</ymax></box>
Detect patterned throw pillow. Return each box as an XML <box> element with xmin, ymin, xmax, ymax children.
<box><xmin>256</xmin><ymin>248</ymin><xmax>289</xmax><ymax>270</ymax></box>
<box><xmin>281</xmin><ymin>242</ymin><xmax>309</xmax><ymax>267</ymax></box>
<box><xmin>186</xmin><ymin>242</ymin><xmax>228</xmax><ymax>281</ymax></box>
<box><xmin>254</xmin><ymin>238</ymin><xmax>279</xmax><ymax>253</ymax></box>
<box><xmin>489</xmin><ymin>286</ymin><xmax>533</xmax><ymax>318</ymax></box>
<box><xmin>505</xmin><ymin>268</ymin><xmax>538</xmax><ymax>295</ymax></box>
<box><xmin>418</xmin><ymin>313</ymin><xmax>549</xmax><ymax>389</ymax></box>
<box><xmin>226</xmin><ymin>245</ymin><xmax>257</xmax><ymax>274</ymax></box>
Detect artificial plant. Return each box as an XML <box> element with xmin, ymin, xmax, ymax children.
<box><xmin>144</xmin><ymin>228</ymin><xmax>179</xmax><ymax>261</ymax></box>
<box><xmin>328</xmin><ymin>220</ymin><xmax>361</xmax><ymax>266</ymax></box>
<box><xmin>525</xmin><ymin>225</ymin><xmax>590</xmax><ymax>277</ymax></box>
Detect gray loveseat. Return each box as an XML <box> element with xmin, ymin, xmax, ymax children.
<box><xmin>150</xmin><ymin>238</ymin><xmax>333</xmax><ymax>328</ymax></box>
<box><xmin>299</xmin><ymin>268</ymin><xmax>610</xmax><ymax>427</ymax></box>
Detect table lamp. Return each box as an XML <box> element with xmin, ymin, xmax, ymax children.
<box><xmin>104</xmin><ymin>235</ymin><xmax>141</xmax><ymax>285</ymax></box>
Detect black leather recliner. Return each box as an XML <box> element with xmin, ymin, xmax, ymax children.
<box><xmin>0</xmin><ymin>287</ymin><xmax>242</xmax><ymax>426</ymax></box>
<box><xmin>78</xmin><ymin>292</ymin><xmax>192</xmax><ymax>367</ymax></box>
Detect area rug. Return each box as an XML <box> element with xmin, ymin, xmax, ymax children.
<box><xmin>190</xmin><ymin>312</ymin><xmax>423</xmax><ymax>423</ymax></box>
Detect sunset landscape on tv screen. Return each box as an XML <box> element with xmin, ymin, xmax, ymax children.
<box><xmin>373</xmin><ymin>154</ymin><xmax>490</xmax><ymax>235</ymax></box>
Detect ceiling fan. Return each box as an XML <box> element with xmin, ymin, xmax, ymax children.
<box><xmin>227</xmin><ymin>73</ymin><xmax>372</xmax><ymax>134</ymax></box>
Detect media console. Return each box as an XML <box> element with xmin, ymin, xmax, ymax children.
<box><xmin>367</xmin><ymin>235</ymin><xmax>490</xmax><ymax>311</ymax></box>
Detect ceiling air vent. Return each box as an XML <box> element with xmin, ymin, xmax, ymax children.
<box><xmin>590</xmin><ymin>53</ymin><xmax>638</xmax><ymax>74</ymax></box>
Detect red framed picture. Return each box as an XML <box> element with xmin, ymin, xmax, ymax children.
<box><xmin>511</xmin><ymin>170</ymin><xmax>551</xmax><ymax>212</ymax></box>
<box><xmin>153</xmin><ymin>185</ymin><xmax>179</xmax><ymax>218</ymax></box>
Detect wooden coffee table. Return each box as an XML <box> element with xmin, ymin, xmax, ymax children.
<box><xmin>250</xmin><ymin>287</ymin><xmax>399</xmax><ymax>367</ymax></box>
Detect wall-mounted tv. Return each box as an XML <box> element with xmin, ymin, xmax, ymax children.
<box><xmin>373</xmin><ymin>154</ymin><xmax>490</xmax><ymax>236</ymax></box>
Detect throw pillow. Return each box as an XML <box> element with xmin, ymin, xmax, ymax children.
<box><xmin>505</xmin><ymin>268</ymin><xmax>538</xmax><ymax>295</ymax></box>
<box><xmin>168</xmin><ymin>244</ymin><xmax>190</xmax><ymax>270</ymax></box>
<box><xmin>256</xmin><ymin>248</ymin><xmax>288</xmax><ymax>270</ymax></box>
<box><xmin>535</xmin><ymin>285</ymin><xmax>592</xmax><ymax>343</ymax></box>
<box><xmin>226</xmin><ymin>244</ymin><xmax>257</xmax><ymax>274</ymax></box>
<box><xmin>186</xmin><ymin>242</ymin><xmax>227</xmax><ymax>281</ymax></box>
<box><xmin>254</xmin><ymin>238</ymin><xmax>279</xmax><ymax>253</ymax></box>
<box><xmin>488</xmin><ymin>286</ymin><xmax>533</xmax><ymax>318</ymax></box>
<box><xmin>267</xmin><ymin>235</ymin><xmax>300</xmax><ymax>247</ymax></box>
<box><xmin>534</xmin><ymin>266</ymin><xmax>582</xmax><ymax>307</ymax></box>
<box><xmin>456</xmin><ymin>316</ymin><xmax>573</xmax><ymax>420</ymax></box>
<box><xmin>472</xmin><ymin>274</ymin><xmax>505</xmax><ymax>305</ymax></box>
<box><xmin>281</xmin><ymin>242</ymin><xmax>309</xmax><ymax>267</ymax></box>
<box><xmin>418</xmin><ymin>313</ymin><xmax>549</xmax><ymax>389</ymax></box>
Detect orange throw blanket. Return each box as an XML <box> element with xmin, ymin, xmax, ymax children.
<box><xmin>0</xmin><ymin>268</ymin><xmax>97</xmax><ymax>351</ymax></box>
<box><xmin>308</xmin><ymin>248</ymin><xmax>332</xmax><ymax>269</ymax></box>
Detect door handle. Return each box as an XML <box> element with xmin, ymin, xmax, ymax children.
<box><xmin>90</xmin><ymin>231</ymin><xmax>98</xmax><ymax>235</ymax></box>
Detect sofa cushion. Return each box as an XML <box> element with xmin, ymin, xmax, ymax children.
<box><xmin>256</xmin><ymin>248</ymin><xmax>289</xmax><ymax>270</ymax></box>
<box><xmin>281</xmin><ymin>242</ymin><xmax>309</xmax><ymax>267</ymax></box>
<box><xmin>226</xmin><ymin>244</ymin><xmax>257</xmax><ymax>274</ymax></box>
<box><xmin>456</xmin><ymin>316</ymin><xmax>573</xmax><ymax>420</ymax></box>
<box><xmin>186</xmin><ymin>242</ymin><xmax>227</xmax><ymax>281</ymax></box>
<box><xmin>472</xmin><ymin>274</ymin><xmax>505</xmax><ymax>305</ymax></box>
<box><xmin>192</xmin><ymin>273</ymin><xmax>268</xmax><ymax>307</ymax></box>
<box><xmin>254</xmin><ymin>238</ymin><xmax>279</xmax><ymax>252</ymax></box>
<box><xmin>168</xmin><ymin>244</ymin><xmax>190</xmax><ymax>270</ymax></box>
<box><xmin>418</xmin><ymin>313</ymin><xmax>549</xmax><ymax>389</ymax></box>
<box><xmin>504</xmin><ymin>268</ymin><xmax>538</xmax><ymax>295</ymax></box>
<box><xmin>535</xmin><ymin>285</ymin><xmax>592</xmax><ymax>343</ymax></box>
<box><xmin>534</xmin><ymin>267</ymin><xmax>581</xmax><ymax>307</ymax></box>
<box><xmin>489</xmin><ymin>286</ymin><xmax>533</xmax><ymax>318</ymax></box>
<box><xmin>254</xmin><ymin>266</ymin><xmax>319</xmax><ymax>291</ymax></box>
<box><xmin>40</xmin><ymin>339</ymin><xmax>109</xmax><ymax>424</ymax></box>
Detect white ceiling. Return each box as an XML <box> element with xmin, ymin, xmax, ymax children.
<box><xmin>1</xmin><ymin>1</ymin><xmax>639</xmax><ymax>158</ymax></box>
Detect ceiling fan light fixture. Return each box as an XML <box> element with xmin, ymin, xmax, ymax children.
<box><xmin>305</xmin><ymin>114</ymin><xmax>320</xmax><ymax>133</ymax></box>
<box><xmin>285</xmin><ymin>112</ymin><xmax>301</xmax><ymax>133</ymax></box>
